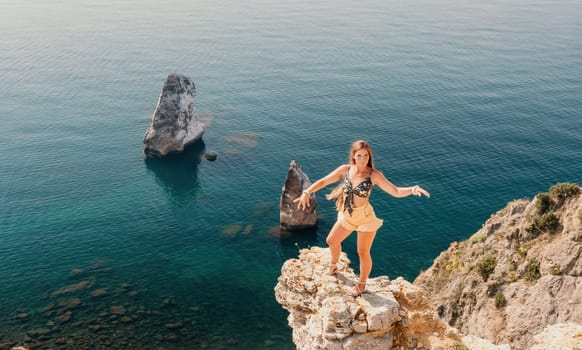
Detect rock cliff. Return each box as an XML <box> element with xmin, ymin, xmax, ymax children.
<box><xmin>414</xmin><ymin>183</ymin><xmax>582</xmax><ymax>350</ymax></box>
<box><xmin>276</xmin><ymin>184</ymin><xmax>582</xmax><ymax>350</ymax></box>
<box><xmin>275</xmin><ymin>247</ymin><xmax>463</xmax><ymax>350</ymax></box>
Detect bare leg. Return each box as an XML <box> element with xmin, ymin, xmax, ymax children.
<box><xmin>356</xmin><ymin>230</ymin><xmax>378</xmax><ymax>286</ymax></box>
<box><xmin>325</xmin><ymin>220</ymin><xmax>353</xmax><ymax>270</ymax></box>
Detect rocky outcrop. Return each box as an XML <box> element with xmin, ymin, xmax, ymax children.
<box><xmin>530</xmin><ymin>323</ymin><xmax>582</xmax><ymax>350</ymax></box>
<box><xmin>279</xmin><ymin>161</ymin><xmax>318</xmax><ymax>230</ymax></box>
<box><xmin>414</xmin><ymin>183</ymin><xmax>582</xmax><ymax>350</ymax></box>
<box><xmin>143</xmin><ymin>73</ymin><xmax>204</xmax><ymax>157</ymax></box>
<box><xmin>274</xmin><ymin>247</ymin><xmax>462</xmax><ymax>350</ymax></box>
<box><xmin>461</xmin><ymin>335</ymin><xmax>510</xmax><ymax>350</ymax></box>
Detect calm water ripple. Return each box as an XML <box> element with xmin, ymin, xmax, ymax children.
<box><xmin>1</xmin><ymin>0</ymin><xmax>582</xmax><ymax>348</ymax></box>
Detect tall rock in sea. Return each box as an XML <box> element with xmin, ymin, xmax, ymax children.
<box><xmin>280</xmin><ymin>160</ymin><xmax>318</xmax><ymax>230</ymax></box>
<box><xmin>143</xmin><ymin>73</ymin><xmax>204</xmax><ymax>157</ymax></box>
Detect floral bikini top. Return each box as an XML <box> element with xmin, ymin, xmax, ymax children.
<box><xmin>343</xmin><ymin>170</ymin><xmax>373</xmax><ymax>215</ymax></box>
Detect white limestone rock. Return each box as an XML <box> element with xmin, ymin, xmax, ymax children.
<box><xmin>462</xmin><ymin>335</ymin><xmax>511</xmax><ymax>350</ymax></box>
<box><xmin>274</xmin><ymin>246</ymin><xmax>461</xmax><ymax>350</ymax></box>
<box><xmin>530</xmin><ymin>322</ymin><xmax>582</xmax><ymax>350</ymax></box>
<box><xmin>143</xmin><ymin>73</ymin><xmax>204</xmax><ymax>157</ymax></box>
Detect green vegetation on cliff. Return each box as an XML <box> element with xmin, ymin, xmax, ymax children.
<box><xmin>413</xmin><ymin>182</ymin><xmax>581</xmax><ymax>349</ymax></box>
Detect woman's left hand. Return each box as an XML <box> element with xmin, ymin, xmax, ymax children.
<box><xmin>413</xmin><ymin>185</ymin><xmax>430</xmax><ymax>198</ymax></box>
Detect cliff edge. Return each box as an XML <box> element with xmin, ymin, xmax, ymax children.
<box><xmin>275</xmin><ymin>246</ymin><xmax>463</xmax><ymax>350</ymax></box>
<box><xmin>275</xmin><ymin>184</ymin><xmax>581</xmax><ymax>350</ymax></box>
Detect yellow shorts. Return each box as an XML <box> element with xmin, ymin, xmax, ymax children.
<box><xmin>337</xmin><ymin>204</ymin><xmax>383</xmax><ymax>232</ymax></box>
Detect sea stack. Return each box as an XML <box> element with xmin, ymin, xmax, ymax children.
<box><xmin>279</xmin><ymin>160</ymin><xmax>318</xmax><ymax>230</ymax></box>
<box><xmin>143</xmin><ymin>73</ymin><xmax>204</xmax><ymax>157</ymax></box>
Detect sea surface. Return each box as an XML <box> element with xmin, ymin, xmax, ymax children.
<box><xmin>1</xmin><ymin>0</ymin><xmax>581</xmax><ymax>349</ymax></box>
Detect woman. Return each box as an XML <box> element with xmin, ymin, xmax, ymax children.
<box><xmin>294</xmin><ymin>140</ymin><xmax>430</xmax><ymax>297</ymax></box>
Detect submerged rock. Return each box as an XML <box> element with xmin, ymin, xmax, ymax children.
<box><xmin>58</xmin><ymin>297</ymin><xmax>81</xmax><ymax>310</ymax></box>
<box><xmin>110</xmin><ymin>305</ymin><xmax>126</xmax><ymax>315</ymax></box>
<box><xmin>279</xmin><ymin>160</ymin><xmax>317</xmax><ymax>230</ymax></box>
<box><xmin>221</xmin><ymin>223</ymin><xmax>243</xmax><ymax>236</ymax></box>
<box><xmin>143</xmin><ymin>73</ymin><xmax>204</xmax><ymax>157</ymax></box>
<box><xmin>222</xmin><ymin>133</ymin><xmax>259</xmax><ymax>147</ymax></box>
<box><xmin>16</xmin><ymin>313</ymin><xmax>29</xmax><ymax>320</ymax></box>
<box><xmin>55</xmin><ymin>311</ymin><xmax>72</xmax><ymax>323</ymax></box>
<box><xmin>50</xmin><ymin>280</ymin><xmax>94</xmax><ymax>298</ymax></box>
<box><xmin>89</xmin><ymin>288</ymin><xmax>108</xmax><ymax>299</ymax></box>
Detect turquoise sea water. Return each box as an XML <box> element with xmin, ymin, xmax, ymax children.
<box><xmin>1</xmin><ymin>0</ymin><xmax>581</xmax><ymax>348</ymax></box>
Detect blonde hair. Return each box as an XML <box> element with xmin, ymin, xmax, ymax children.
<box><xmin>326</xmin><ymin>140</ymin><xmax>375</xmax><ymax>211</ymax></box>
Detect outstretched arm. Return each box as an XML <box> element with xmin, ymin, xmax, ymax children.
<box><xmin>371</xmin><ymin>170</ymin><xmax>430</xmax><ymax>198</ymax></box>
<box><xmin>294</xmin><ymin>164</ymin><xmax>349</xmax><ymax>210</ymax></box>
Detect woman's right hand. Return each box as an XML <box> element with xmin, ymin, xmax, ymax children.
<box><xmin>293</xmin><ymin>192</ymin><xmax>310</xmax><ymax>211</ymax></box>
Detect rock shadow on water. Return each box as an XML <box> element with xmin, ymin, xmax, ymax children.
<box><xmin>272</xmin><ymin>225</ymin><xmax>318</xmax><ymax>257</ymax></box>
<box><xmin>144</xmin><ymin>139</ymin><xmax>205</xmax><ymax>199</ymax></box>
<box><xmin>274</xmin><ymin>214</ymin><xmax>336</xmax><ymax>260</ymax></box>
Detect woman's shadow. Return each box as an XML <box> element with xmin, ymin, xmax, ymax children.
<box><xmin>144</xmin><ymin>140</ymin><xmax>206</xmax><ymax>201</ymax></box>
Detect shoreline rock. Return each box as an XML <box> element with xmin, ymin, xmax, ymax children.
<box><xmin>275</xmin><ymin>183</ymin><xmax>582</xmax><ymax>349</ymax></box>
<box><xmin>274</xmin><ymin>246</ymin><xmax>462</xmax><ymax>350</ymax></box>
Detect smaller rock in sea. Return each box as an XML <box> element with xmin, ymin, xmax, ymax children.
<box><xmin>279</xmin><ymin>160</ymin><xmax>318</xmax><ymax>230</ymax></box>
<box><xmin>204</xmin><ymin>151</ymin><xmax>218</xmax><ymax>161</ymax></box>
